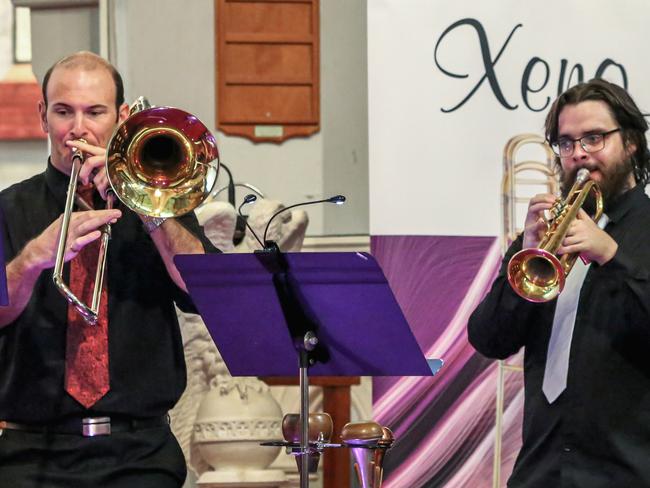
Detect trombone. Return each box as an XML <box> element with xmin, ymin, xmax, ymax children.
<box><xmin>52</xmin><ymin>141</ymin><xmax>112</xmax><ymax>324</ymax></box>
<box><xmin>53</xmin><ymin>97</ymin><xmax>219</xmax><ymax>324</ymax></box>
<box><xmin>494</xmin><ymin>133</ymin><xmax>557</xmax><ymax>488</ymax></box>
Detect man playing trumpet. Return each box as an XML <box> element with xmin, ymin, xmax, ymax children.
<box><xmin>469</xmin><ymin>79</ymin><xmax>650</xmax><ymax>487</ymax></box>
<box><xmin>0</xmin><ymin>51</ymin><xmax>217</xmax><ymax>487</ymax></box>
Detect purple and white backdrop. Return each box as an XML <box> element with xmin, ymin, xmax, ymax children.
<box><xmin>368</xmin><ymin>1</ymin><xmax>650</xmax><ymax>486</ymax></box>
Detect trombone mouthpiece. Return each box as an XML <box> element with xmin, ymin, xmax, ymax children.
<box><xmin>71</xmin><ymin>138</ymin><xmax>87</xmax><ymax>162</ymax></box>
<box><xmin>576</xmin><ymin>168</ymin><xmax>590</xmax><ymax>184</ymax></box>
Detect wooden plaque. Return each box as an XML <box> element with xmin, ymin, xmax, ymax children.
<box><xmin>215</xmin><ymin>0</ymin><xmax>320</xmax><ymax>143</ymax></box>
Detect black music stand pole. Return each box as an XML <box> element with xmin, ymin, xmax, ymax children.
<box><xmin>299</xmin><ymin>345</ymin><xmax>311</xmax><ymax>486</ymax></box>
<box><xmin>253</xmin><ymin>242</ymin><xmax>319</xmax><ymax>487</ymax></box>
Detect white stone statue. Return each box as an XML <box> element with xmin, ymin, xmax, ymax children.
<box><xmin>170</xmin><ymin>198</ymin><xmax>308</xmax><ymax>487</ymax></box>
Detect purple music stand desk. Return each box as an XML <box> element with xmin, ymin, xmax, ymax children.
<box><xmin>175</xmin><ymin>251</ymin><xmax>442</xmax><ymax>487</ymax></box>
<box><xmin>0</xmin><ymin>208</ymin><xmax>7</xmax><ymax>306</ymax></box>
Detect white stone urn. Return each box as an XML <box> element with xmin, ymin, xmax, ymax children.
<box><xmin>193</xmin><ymin>377</ymin><xmax>286</xmax><ymax>485</ymax></box>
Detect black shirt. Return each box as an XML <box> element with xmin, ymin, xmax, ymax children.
<box><xmin>0</xmin><ymin>162</ymin><xmax>218</xmax><ymax>423</ymax></box>
<box><xmin>468</xmin><ymin>185</ymin><xmax>650</xmax><ymax>488</ymax></box>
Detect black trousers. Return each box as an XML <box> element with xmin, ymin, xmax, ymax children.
<box><xmin>0</xmin><ymin>424</ymin><xmax>187</xmax><ymax>488</ymax></box>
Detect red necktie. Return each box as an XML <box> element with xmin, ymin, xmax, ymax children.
<box><xmin>64</xmin><ymin>185</ymin><xmax>110</xmax><ymax>408</ymax></box>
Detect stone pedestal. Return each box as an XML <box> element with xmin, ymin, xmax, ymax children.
<box><xmin>193</xmin><ymin>380</ymin><xmax>287</xmax><ymax>486</ymax></box>
<box><xmin>197</xmin><ymin>469</ymin><xmax>286</xmax><ymax>487</ymax></box>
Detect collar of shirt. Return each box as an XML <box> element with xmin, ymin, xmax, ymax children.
<box><xmin>605</xmin><ymin>184</ymin><xmax>646</xmax><ymax>226</ymax></box>
<box><xmin>44</xmin><ymin>159</ymin><xmax>70</xmax><ymax>204</ymax></box>
<box><xmin>44</xmin><ymin>159</ymin><xmax>118</xmax><ymax>210</ymax></box>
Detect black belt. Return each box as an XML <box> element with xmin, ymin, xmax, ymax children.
<box><xmin>0</xmin><ymin>415</ymin><xmax>169</xmax><ymax>437</ymax></box>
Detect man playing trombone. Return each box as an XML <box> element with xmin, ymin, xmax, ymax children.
<box><xmin>468</xmin><ymin>79</ymin><xmax>650</xmax><ymax>487</ymax></box>
<box><xmin>0</xmin><ymin>51</ymin><xmax>218</xmax><ymax>487</ymax></box>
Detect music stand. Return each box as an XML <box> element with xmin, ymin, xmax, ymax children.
<box><xmin>0</xmin><ymin>208</ymin><xmax>7</xmax><ymax>306</ymax></box>
<box><xmin>175</xmin><ymin>250</ymin><xmax>442</xmax><ymax>487</ymax></box>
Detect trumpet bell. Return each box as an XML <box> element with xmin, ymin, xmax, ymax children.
<box><xmin>507</xmin><ymin>248</ymin><xmax>566</xmax><ymax>302</ymax></box>
<box><xmin>106</xmin><ymin>106</ymin><xmax>219</xmax><ymax>218</ymax></box>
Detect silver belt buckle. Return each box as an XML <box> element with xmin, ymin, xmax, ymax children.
<box><xmin>82</xmin><ymin>417</ymin><xmax>111</xmax><ymax>437</ymax></box>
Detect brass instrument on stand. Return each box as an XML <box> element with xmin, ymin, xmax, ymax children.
<box><xmin>494</xmin><ymin>134</ymin><xmax>558</xmax><ymax>488</ymax></box>
<box><xmin>341</xmin><ymin>421</ymin><xmax>395</xmax><ymax>488</ymax></box>
<box><xmin>282</xmin><ymin>413</ymin><xmax>334</xmax><ymax>475</ymax></box>
<box><xmin>502</xmin><ymin>134</ymin><xmax>559</xmax><ymax>246</ymax></box>
<box><xmin>270</xmin><ymin>417</ymin><xmax>395</xmax><ymax>488</ymax></box>
<box><xmin>53</xmin><ymin>97</ymin><xmax>219</xmax><ymax>324</ymax></box>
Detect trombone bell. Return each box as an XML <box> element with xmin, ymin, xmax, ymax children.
<box><xmin>106</xmin><ymin>103</ymin><xmax>219</xmax><ymax>218</ymax></box>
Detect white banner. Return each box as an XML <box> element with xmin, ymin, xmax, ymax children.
<box><xmin>369</xmin><ymin>0</ymin><xmax>650</xmax><ymax>236</ymax></box>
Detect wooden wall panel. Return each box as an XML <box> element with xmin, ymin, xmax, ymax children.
<box><xmin>224</xmin><ymin>45</ymin><xmax>313</xmax><ymax>84</ymax></box>
<box><xmin>225</xmin><ymin>1</ymin><xmax>313</xmax><ymax>37</ymax></box>
<box><xmin>216</xmin><ymin>0</ymin><xmax>320</xmax><ymax>143</ymax></box>
<box><xmin>221</xmin><ymin>86</ymin><xmax>316</xmax><ymax>123</ymax></box>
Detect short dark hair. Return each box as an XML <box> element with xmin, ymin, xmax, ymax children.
<box><xmin>41</xmin><ymin>51</ymin><xmax>125</xmax><ymax>112</ymax></box>
<box><xmin>545</xmin><ymin>78</ymin><xmax>650</xmax><ymax>186</ymax></box>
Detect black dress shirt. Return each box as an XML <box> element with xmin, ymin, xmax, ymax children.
<box><xmin>0</xmin><ymin>162</ymin><xmax>218</xmax><ymax>423</ymax></box>
<box><xmin>468</xmin><ymin>185</ymin><xmax>650</xmax><ymax>488</ymax></box>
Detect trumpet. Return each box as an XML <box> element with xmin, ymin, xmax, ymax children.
<box><xmin>53</xmin><ymin>97</ymin><xmax>219</xmax><ymax>324</ymax></box>
<box><xmin>507</xmin><ymin>168</ymin><xmax>603</xmax><ymax>302</ymax></box>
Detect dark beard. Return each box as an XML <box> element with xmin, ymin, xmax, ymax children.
<box><xmin>559</xmin><ymin>158</ymin><xmax>634</xmax><ymax>213</ymax></box>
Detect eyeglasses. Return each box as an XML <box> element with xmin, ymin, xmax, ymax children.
<box><xmin>550</xmin><ymin>128</ymin><xmax>621</xmax><ymax>157</ymax></box>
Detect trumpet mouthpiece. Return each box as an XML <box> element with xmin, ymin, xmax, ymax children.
<box><xmin>576</xmin><ymin>168</ymin><xmax>590</xmax><ymax>183</ymax></box>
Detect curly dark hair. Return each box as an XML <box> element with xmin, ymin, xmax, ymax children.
<box><xmin>545</xmin><ymin>78</ymin><xmax>650</xmax><ymax>186</ymax></box>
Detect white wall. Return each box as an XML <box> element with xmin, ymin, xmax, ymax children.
<box><xmin>321</xmin><ymin>0</ymin><xmax>368</xmax><ymax>234</ymax></box>
<box><xmin>109</xmin><ymin>0</ymin><xmax>368</xmax><ymax>236</ymax></box>
<box><xmin>29</xmin><ymin>5</ymin><xmax>99</xmax><ymax>83</ymax></box>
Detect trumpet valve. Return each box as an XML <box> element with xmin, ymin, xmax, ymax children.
<box><xmin>550</xmin><ymin>200</ymin><xmax>565</xmax><ymax>219</ymax></box>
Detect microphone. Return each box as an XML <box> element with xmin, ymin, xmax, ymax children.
<box><xmin>220</xmin><ymin>162</ymin><xmax>237</xmax><ymax>210</ymax></box>
<box><xmin>238</xmin><ymin>194</ymin><xmax>265</xmax><ymax>249</ymax></box>
<box><xmin>263</xmin><ymin>195</ymin><xmax>346</xmax><ymax>245</ymax></box>
<box><xmin>220</xmin><ymin>162</ymin><xmax>247</xmax><ymax>245</ymax></box>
